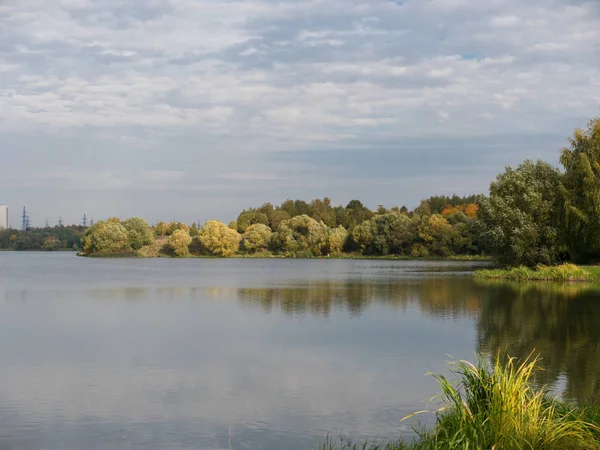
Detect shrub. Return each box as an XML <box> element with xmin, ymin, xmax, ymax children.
<box><xmin>168</xmin><ymin>229</ymin><xmax>192</xmax><ymax>256</ymax></box>
<box><xmin>82</xmin><ymin>221</ymin><xmax>129</xmax><ymax>254</ymax></box>
<box><xmin>121</xmin><ymin>217</ymin><xmax>154</xmax><ymax>249</ymax></box>
<box><xmin>242</xmin><ymin>223</ymin><xmax>273</xmax><ymax>253</ymax></box>
<box><xmin>197</xmin><ymin>220</ymin><xmax>242</xmax><ymax>256</ymax></box>
<box><xmin>275</xmin><ymin>215</ymin><xmax>328</xmax><ymax>256</ymax></box>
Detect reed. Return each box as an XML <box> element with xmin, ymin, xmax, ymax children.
<box><xmin>475</xmin><ymin>263</ymin><xmax>591</xmax><ymax>282</ymax></box>
<box><xmin>319</xmin><ymin>353</ymin><xmax>600</xmax><ymax>450</ymax></box>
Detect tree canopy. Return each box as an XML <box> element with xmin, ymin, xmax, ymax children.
<box><xmin>478</xmin><ymin>160</ymin><xmax>563</xmax><ymax>267</ymax></box>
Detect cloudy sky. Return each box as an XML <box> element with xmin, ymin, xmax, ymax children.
<box><xmin>1</xmin><ymin>0</ymin><xmax>599</xmax><ymax>226</ymax></box>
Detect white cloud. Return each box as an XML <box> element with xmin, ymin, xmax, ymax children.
<box><xmin>490</xmin><ymin>15</ymin><xmax>521</xmax><ymax>27</ymax></box>
<box><xmin>0</xmin><ymin>0</ymin><xmax>599</xmax><ymax>222</ymax></box>
<box><xmin>529</xmin><ymin>42</ymin><xmax>570</xmax><ymax>52</ymax></box>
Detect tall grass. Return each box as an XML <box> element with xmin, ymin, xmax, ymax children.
<box><xmin>319</xmin><ymin>354</ymin><xmax>600</xmax><ymax>450</ymax></box>
<box><xmin>475</xmin><ymin>263</ymin><xmax>590</xmax><ymax>282</ymax></box>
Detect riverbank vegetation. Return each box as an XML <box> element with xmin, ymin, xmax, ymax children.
<box><xmin>475</xmin><ymin>263</ymin><xmax>600</xmax><ymax>282</ymax></box>
<box><xmin>74</xmin><ymin>115</ymin><xmax>599</xmax><ymax>266</ymax></box>
<box><xmin>78</xmin><ymin>195</ymin><xmax>485</xmax><ymax>259</ymax></box>
<box><xmin>0</xmin><ymin>225</ymin><xmax>84</xmax><ymax>251</ymax></box>
<box><xmin>319</xmin><ymin>354</ymin><xmax>600</xmax><ymax>450</ymax></box>
<box><xmin>5</xmin><ymin>116</ymin><xmax>599</xmax><ymax>267</ymax></box>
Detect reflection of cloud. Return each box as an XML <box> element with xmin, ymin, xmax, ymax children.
<box><xmin>0</xmin><ymin>299</ymin><xmax>449</xmax><ymax>447</ymax></box>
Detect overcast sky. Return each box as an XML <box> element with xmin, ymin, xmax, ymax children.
<box><xmin>1</xmin><ymin>0</ymin><xmax>599</xmax><ymax>226</ymax></box>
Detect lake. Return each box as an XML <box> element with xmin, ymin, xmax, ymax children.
<box><xmin>0</xmin><ymin>253</ymin><xmax>599</xmax><ymax>450</ymax></box>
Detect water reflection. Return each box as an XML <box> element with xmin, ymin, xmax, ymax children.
<box><xmin>475</xmin><ymin>280</ymin><xmax>600</xmax><ymax>403</ymax></box>
<box><xmin>6</xmin><ymin>279</ymin><xmax>600</xmax><ymax>405</ymax></box>
<box><xmin>238</xmin><ymin>280</ymin><xmax>484</xmax><ymax>318</ymax></box>
<box><xmin>2</xmin><ymin>256</ymin><xmax>600</xmax><ymax>450</ymax></box>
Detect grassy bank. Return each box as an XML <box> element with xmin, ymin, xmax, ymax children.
<box><xmin>320</xmin><ymin>354</ymin><xmax>600</xmax><ymax>450</ymax></box>
<box><xmin>475</xmin><ymin>263</ymin><xmax>600</xmax><ymax>282</ymax></box>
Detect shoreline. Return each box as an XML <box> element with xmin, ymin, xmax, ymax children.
<box><xmin>475</xmin><ymin>264</ymin><xmax>600</xmax><ymax>283</ymax></box>
<box><xmin>81</xmin><ymin>251</ymin><xmax>491</xmax><ymax>262</ymax></box>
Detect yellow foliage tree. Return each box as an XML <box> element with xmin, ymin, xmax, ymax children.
<box><xmin>198</xmin><ymin>220</ymin><xmax>242</xmax><ymax>256</ymax></box>
<box><xmin>168</xmin><ymin>229</ymin><xmax>192</xmax><ymax>256</ymax></box>
<box><xmin>242</xmin><ymin>223</ymin><xmax>272</xmax><ymax>253</ymax></box>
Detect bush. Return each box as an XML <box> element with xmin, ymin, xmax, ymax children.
<box><xmin>475</xmin><ymin>263</ymin><xmax>589</xmax><ymax>281</ymax></box>
<box><xmin>275</xmin><ymin>215</ymin><xmax>328</xmax><ymax>256</ymax></box>
<box><xmin>242</xmin><ymin>223</ymin><xmax>273</xmax><ymax>253</ymax></box>
<box><xmin>168</xmin><ymin>229</ymin><xmax>192</xmax><ymax>256</ymax></box>
<box><xmin>326</xmin><ymin>226</ymin><xmax>348</xmax><ymax>255</ymax></box>
<box><xmin>197</xmin><ymin>220</ymin><xmax>242</xmax><ymax>256</ymax></box>
<box><xmin>121</xmin><ymin>217</ymin><xmax>154</xmax><ymax>249</ymax></box>
<box><xmin>82</xmin><ymin>221</ymin><xmax>129</xmax><ymax>254</ymax></box>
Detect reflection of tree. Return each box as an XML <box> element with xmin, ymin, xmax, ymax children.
<box><xmin>237</xmin><ymin>279</ymin><xmax>484</xmax><ymax>318</ymax></box>
<box><xmin>476</xmin><ymin>280</ymin><xmax>600</xmax><ymax>403</ymax></box>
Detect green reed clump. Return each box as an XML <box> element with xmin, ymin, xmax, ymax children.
<box><xmin>319</xmin><ymin>354</ymin><xmax>600</xmax><ymax>450</ymax></box>
<box><xmin>475</xmin><ymin>263</ymin><xmax>590</xmax><ymax>282</ymax></box>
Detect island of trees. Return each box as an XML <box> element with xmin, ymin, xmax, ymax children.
<box><xmin>3</xmin><ymin>116</ymin><xmax>599</xmax><ymax>268</ymax></box>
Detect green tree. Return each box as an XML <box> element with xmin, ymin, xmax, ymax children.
<box><xmin>417</xmin><ymin>214</ymin><xmax>455</xmax><ymax>256</ymax></box>
<box><xmin>155</xmin><ymin>222</ymin><xmax>167</xmax><ymax>237</ymax></box>
<box><xmin>309</xmin><ymin>198</ymin><xmax>336</xmax><ymax>227</ymax></box>
<box><xmin>168</xmin><ymin>229</ymin><xmax>192</xmax><ymax>256</ymax></box>
<box><xmin>446</xmin><ymin>211</ymin><xmax>480</xmax><ymax>254</ymax></box>
<box><xmin>325</xmin><ymin>226</ymin><xmax>348</xmax><ymax>255</ymax></box>
<box><xmin>166</xmin><ymin>221</ymin><xmax>189</xmax><ymax>236</ymax></box>
<box><xmin>189</xmin><ymin>222</ymin><xmax>199</xmax><ymax>237</ymax></box>
<box><xmin>242</xmin><ymin>223</ymin><xmax>273</xmax><ymax>253</ymax></box>
<box><xmin>351</xmin><ymin>212</ymin><xmax>416</xmax><ymax>255</ymax></box>
<box><xmin>275</xmin><ymin>215</ymin><xmax>329</xmax><ymax>256</ymax></box>
<box><xmin>236</xmin><ymin>210</ymin><xmax>270</xmax><ymax>233</ymax></box>
<box><xmin>344</xmin><ymin>200</ymin><xmax>374</xmax><ymax>230</ymax></box>
<box><xmin>198</xmin><ymin>220</ymin><xmax>242</xmax><ymax>256</ymax></box>
<box><xmin>478</xmin><ymin>160</ymin><xmax>562</xmax><ymax>267</ymax></box>
<box><xmin>121</xmin><ymin>217</ymin><xmax>153</xmax><ymax>250</ymax></box>
<box><xmin>559</xmin><ymin>117</ymin><xmax>600</xmax><ymax>262</ymax></box>
<box><xmin>42</xmin><ymin>236</ymin><xmax>59</xmax><ymax>251</ymax></box>
<box><xmin>83</xmin><ymin>221</ymin><xmax>129</xmax><ymax>254</ymax></box>
<box><xmin>269</xmin><ymin>210</ymin><xmax>291</xmax><ymax>231</ymax></box>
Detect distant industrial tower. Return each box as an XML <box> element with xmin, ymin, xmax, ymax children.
<box><xmin>82</xmin><ymin>214</ymin><xmax>88</xmax><ymax>228</ymax></box>
<box><xmin>0</xmin><ymin>204</ymin><xmax>8</xmax><ymax>230</ymax></box>
<box><xmin>58</xmin><ymin>216</ymin><xmax>64</xmax><ymax>227</ymax></box>
<box><xmin>20</xmin><ymin>207</ymin><xmax>29</xmax><ymax>232</ymax></box>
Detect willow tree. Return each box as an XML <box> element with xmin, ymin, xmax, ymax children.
<box><xmin>478</xmin><ymin>160</ymin><xmax>562</xmax><ymax>267</ymax></box>
<box><xmin>82</xmin><ymin>221</ymin><xmax>129</xmax><ymax>254</ymax></box>
<box><xmin>242</xmin><ymin>223</ymin><xmax>273</xmax><ymax>253</ymax></box>
<box><xmin>325</xmin><ymin>226</ymin><xmax>348</xmax><ymax>255</ymax></box>
<box><xmin>198</xmin><ymin>220</ymin><xmax>242</xmax><ymax>256</ymax></box>
<box><xmin>351</xmin><ymin>212</ymin><xmax>415</xmax><ymax>255</ymax></box>
<box><xmin>560</xmin><ymin>117</ymin><xmax>600</xmax><ymax>262</ymax></box>
<box><xmin>275</xmin><ymin>215</ymin><xmax>328</xmax><ymax>256</ymax></box>
<box><xmin>169</xmin><ymin>229</ymin><xmax>192</xmax><ymax>256</ymax></box>
<box><xmin>121</xmin><ymin>217</ymin><xmax>154</xmax><ymax>249</ymax></box>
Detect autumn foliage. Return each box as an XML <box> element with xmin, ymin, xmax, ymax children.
<box><xmin>441</xmin><ymin>203</ymin><xmax>479</xmax><ymax>218</ymax></box>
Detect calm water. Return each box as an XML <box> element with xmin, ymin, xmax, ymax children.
<box><xmin>0</xmin><ymin>253</ymin><xmax>599</xmax><ymax>450</ymax></box>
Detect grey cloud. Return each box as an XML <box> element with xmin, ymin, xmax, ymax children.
<box><xmin>0</xmin><ymin>0</ymin><xmax>598</xmax><ymax>223</ymax></box>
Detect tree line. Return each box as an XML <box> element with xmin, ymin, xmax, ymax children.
<box><xmin>0</xmin><ymin>225</ymin><xmax>84</xmax><ymax>251</ymax></box>
<box><xmin>78</xmin><ymin>193</ymin><xmax>483</xmax><ymax>260</ymax></box>
<box><xmin>6</xmin><ymin>116</ymin><xmax>600</xmax><ymax>267</ymax></box>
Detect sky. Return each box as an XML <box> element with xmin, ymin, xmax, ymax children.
<box><xmin>0</xmin><ymin>0</ymin><xmax>599</xmax><ymax>227</ymax></box>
